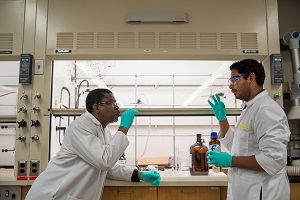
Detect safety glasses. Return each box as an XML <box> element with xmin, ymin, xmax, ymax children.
<box><xmin>96</xmin><ymin>100</ymin><xmax>119</xmax><ymax>107</ymax></box>
<box><xmin>228</xmin><ymin>74</ymin><xmax>246</xmax><ymax>85</ymax></box>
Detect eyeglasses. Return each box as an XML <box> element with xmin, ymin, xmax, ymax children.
<box><xmin>96</xmin><ymin>101</ymin><xmax>119</xmax><ymax>107</ymax></box>
<box><xmin>228</xmin><ymin>74</ymin><xmax>246</xmax><ymax>85</ymax></box>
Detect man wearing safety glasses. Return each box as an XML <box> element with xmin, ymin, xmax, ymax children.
<box><xmin>207</xmin><ymin>59</ymin><xmax>290</xmax><ymax>200</ymax></box>
<box><xmin>26</xmin><ymin>88</ymin><xmax>160</xmax><ymax>200</ymax></box>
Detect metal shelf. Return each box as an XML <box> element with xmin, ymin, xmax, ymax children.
<box><xmin>51</xmin><ymin>108</ymin><xmax>242</xmax><ymax>117</ymax></box>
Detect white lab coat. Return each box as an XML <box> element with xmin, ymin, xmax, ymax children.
<box><xmin>26</xmin><ymin>111</ymin><xmax>134</xmax><ymax>200</ymax></box>
<box><xmin>219</xmin><ymin>91</ymin><xmax>290</xmax><ymax>200</ymax></box>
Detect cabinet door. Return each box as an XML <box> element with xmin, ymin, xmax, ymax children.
<box><xmin>158</xmin><ymin>186</ymin><xmax>220</xmax><ymax>200</ymax></box>
<box><xmin>157</xmin><ymin>187</ymin><xmax>179</xmax><ymax>200</ymax></box>
<box><xmin>132</xmin><ymin>186</ymin><xmax>157</xmax><ymax>200</ymax></box>
<box><xmin>290</xmin><ymin>183</ymin><xmax>300</xmax><ymax>200</ymax></box>
<box><xmin>101</xmin><ymin>186</ymin><xmax>157</xmax><ymax>200</ymax></box>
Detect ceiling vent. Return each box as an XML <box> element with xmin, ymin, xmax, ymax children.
<box><xmin>125</xmin><ymin>12</ymin><xmax>188</xmax><ymax>23</ymax></box>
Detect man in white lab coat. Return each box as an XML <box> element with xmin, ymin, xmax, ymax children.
<box><xmin>26</xmin><ymin>88</ymin><xmax>160</xmax><ymax>200</ymax></box>
<box><xmin>207</xmin><ymin>59</ymin><xmax>290</xmax><ymax>200</ymax></box>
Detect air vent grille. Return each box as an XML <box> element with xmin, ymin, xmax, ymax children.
<box><xmin>179</xmin><ymin>32</ymin><xmax>197</xmax><ymax>48</ymax></box>
<box><xmin>0</xmin><ymin>33</ymin><xmax>13</xmax><ymax>50</ymax></box>
<box><xmin>241</xmin><ymin>33</ymin><xmax>258</xmax><ymax>49</ymax></box>
<box><xmin>199</xmin><ymin>33</ymin><xmax>217</xmax><ymax>49</ymax></box>
<box><xmin>220</xmin><ymin>33</ymin><xmax>238</xmax><ymax>49</ymax></box>
<box><xmin>159</xmin><ymin>32</ymin><xmax>176</xmax><ymax>48</ymax></box>
<box><xmin>54</xmin><ymin>31</ymin><xmax>260</xmax><ymax>51</ymax></box>
<box><xmin>118</xmin><ymin>32</ymin><xmax>135</xmax><ymax>48</ymax></box>
<box><xmin>57</xmin><ymin>32</ymin><xmax>74</xmax><ymax>49</ymax></box>
<box><xmin>138</xmin><ymin>32</ymin><xmax>155</xmax><ymax>48</ymax></box>
<box><xmin>77</xmin><ymin>32</ymin><xmax>94</xmax><ymax>48</ymax></box>
<box><xmin>97</xmin><ymin>32</ymin><xmax>114</xmax><ymax>48</ymax></box>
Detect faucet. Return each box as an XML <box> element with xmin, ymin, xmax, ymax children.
<box><xmin>75</xmin><ymin>80</ymin><xmax>90</xmax><ymax>109</ymax></box>
<box><xmin>58</xmin><ymin>86</ymin><xmax>71</xmax><ymax>135</ymax></box>
<box><xmin>60</xmin><ymin>86</ymin><xmax>71</xmax><ymax>109</ymax></box>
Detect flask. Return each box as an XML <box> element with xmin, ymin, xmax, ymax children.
<box><xmin>190</xmin><ymin>134</ymin><xmax>209</xmax><ymax>175</ymax></box>
<box><xmin>118</xmin><ymin>152</ymin><xmax>127</xmax><ymax>164</ymax></box>
<box><xmin>209</xmin><ymin>132</ymin><xmax>221</xmax><ymax>172</ymax></box>
<box><xmin>179</xmin><ymin>149</ymin><xmax>190</xmax><ymax>171</ymax></box>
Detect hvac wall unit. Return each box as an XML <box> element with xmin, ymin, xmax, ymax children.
<box><xmin>0</xmin><ymin>0</ymin><xmax>25</xmax><ymax>60</ymax></box>
<box><xmin>46</xmin><ymin>0</ymin><xmax>269</xmax><ymax>59</ymax></box>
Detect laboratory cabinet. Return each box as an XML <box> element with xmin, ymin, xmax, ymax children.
<box><xmin>101</xmin><ymin>186</ymin><xmax>227</xmax><ymax>200</ymax></box>
<box><xmin>14</xmin><ymin>184</ymin><xmax>300</xmax><ymax>200</ymax></box>
<box><xmin>157</xmin><ymin>186</ymin><xmax>224</xmax><ymax>200</ymax></box>
<box><xmin>101</xmin><ymin>186</ymin><xmax>157</xmax><ymax>200</ymax></box>
<box><xmin>290</xmin><ymin>183</ymin><xmax>300</xmax><ymax>200</ymax></box>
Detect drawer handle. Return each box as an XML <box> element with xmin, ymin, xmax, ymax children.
<box><xmin>149</xmin><ymin>187</ymin><xmax>157</xmax><ymax>190</ymax></box>
<box><xmin>181</xmin><ymin>190</ymin><xmax>198</xmax><ymax>193</ymax></box>
<box><xmin>118</xmin><ymin>190</ymin><xmax>134</xmax><ymax>194</ymax></box>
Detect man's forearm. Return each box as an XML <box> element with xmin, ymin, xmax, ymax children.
<box><xmin>232</xmin><ymin>155</ymin><xmax>264</xmax><ymax>171</ymax></box>
<box><xmin>219</xmin><ymin>119</ymin><xmax>229</xmax><ymax>138</ymax></box>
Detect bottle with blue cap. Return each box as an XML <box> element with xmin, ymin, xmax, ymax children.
<box><xmin>209</xmin><ymin>132</ymin><xmax>221</xmax><ymax>172</ymax></box>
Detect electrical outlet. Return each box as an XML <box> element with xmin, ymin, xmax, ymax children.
<box><xmin>17</xmin><ymin>160</ymin><xmax>27</xmax><ymax>176</ymax></box>
<box><xmin>34</xmin><ymin>59</ymin><xmax>44</xmax><ymax>75</ymax></box>
<box><xmin>30</xmin><ymin>160</ymin><xmax>40</xmax><ymax>176</ymax></box>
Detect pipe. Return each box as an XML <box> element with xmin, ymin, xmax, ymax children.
<box><xmin>75</xmin><ymin>80</ymin><xmax>90</xmax><ymax>109</ymax></box>
<box><xmin>58</xmin><ymin>86</ymin><xmax>71</xmax><ymax>145</ymax></box>
<box><xmin>282</xmin><ymin>31</ymin><xmax>300</xmax><ymax>120</ymax></box>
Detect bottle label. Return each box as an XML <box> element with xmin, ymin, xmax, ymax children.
<box><xmin>118</xmin><ymin>160</ymin><xmax>127</xmax><ymax>165</ymax></box>
<box><xmin>210</xmin><ymin>144</ymin><xmax>221</xmax><ymax>152</ymax></box>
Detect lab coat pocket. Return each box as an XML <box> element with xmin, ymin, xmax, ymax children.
<box><xmin>236</xmin><ymin>128</ymin><xmax>250</xmax><ymax>155</ymax></box>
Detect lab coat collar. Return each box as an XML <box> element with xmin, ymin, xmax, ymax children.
<box><xmin>243</xmin><ymin>90</ymin><xmax>268</xmax><ymax>109</ymax></box>
<box><xmin>84</xmin><ymin>111</ymin><xmax>103</xmax><ymax>127</ymax></box>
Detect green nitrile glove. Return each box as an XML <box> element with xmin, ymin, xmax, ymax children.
<box><xmin>119</xmin><ymin>109</ymin><xmax>138</xmax><ymax>130</ymax></box>
<box><xmin>207</xmin><ymin>151</ymin><xmax>233</xmax><ymax>168</ymax></box>
<box><xmin>208</xmin><ymin>94</ymin><xmax>227</xmax><ymax>121</ymax></box>
<box><xmin>140</xmin><ymin>171</ymin><xmax>161</xmax><ymax>186</ymax></box>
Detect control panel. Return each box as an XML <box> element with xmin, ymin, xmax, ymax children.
<box><xmin>19</xmin><ymin>54</ymin><xmax>33</xmax><ymax>84</ymax></box>
<box><xmin>270</xmin><ymin>54</ymin><xmax>284</xmax><ymax>84</ymax></box>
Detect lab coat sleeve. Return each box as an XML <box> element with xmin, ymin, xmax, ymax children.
<box><xmin>218</xmin><ymin>128</ymin><xmax>234</xmax><ymax>152</ymax></box>
<box><xmin>106</xmin><ymin>163</ymin><xmax>134</xmax><ymax>181</ymax></box>
<box><xmin>70</xmin><ymin>123</ymin><xmax>129</xmax><ymax>171</ymax></box>
<box><xmin>254</xmin><ymin>105</ymin><xmax>290</xmax><ymax>176</ymax></box>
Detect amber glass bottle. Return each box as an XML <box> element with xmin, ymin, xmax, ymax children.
<box><xmin>190</xmin><ymin>134</ymin><xmax>209</xmax><ymax>175</ymax></box>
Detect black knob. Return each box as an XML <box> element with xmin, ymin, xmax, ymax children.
<box><xmin>31</xmin><ymin>120</ymin><xmax>40</xmax><ymax>127</ymax></box>
<box><xmin>17</xmin><ymin>120</ymin><xmax>27</xmax><ymax>128</ymax></box>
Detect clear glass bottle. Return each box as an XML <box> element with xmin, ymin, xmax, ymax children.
<box><xmin>190</xmin><ymin>134</ymin><xmax>209</xmax><ymax>175</ymax></box>
<box><xmin>118</xmin><ymin>152</ymin><xmax>127</xmax><ymax>164</ymax></box>
<box><xmin>209</xmin><ymin>132</ymin><xmax>221</xmax><ymax>172</ymax></box>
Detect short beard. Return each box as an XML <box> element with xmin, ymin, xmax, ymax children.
<box><xmin>113</xmin><ymin>116</ymin><xmax>119</xmax><ymax>123</ymax></box>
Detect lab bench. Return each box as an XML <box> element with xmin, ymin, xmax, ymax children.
<box><xmin>102</xmin><ymin>170</ymin><xmax>228</xmax><ymax>200</ymax></box>
<box><xmin>1</xmin><ymin>169</ymin><xmax>300</xmax><ymax>200</ymax></box>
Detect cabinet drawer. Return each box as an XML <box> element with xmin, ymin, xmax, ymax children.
<box><xmin>158</xmin><ymin>186</ymin><xmax>220</xmax><ymax>200</ymax></box>
<box><xmin>102</xmin><ymin>186</ymin><xmax>157</xmax><ymax>200</ymax></box>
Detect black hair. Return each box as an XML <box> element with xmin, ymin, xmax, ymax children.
<box><xmin>85</xmin><ymin>88</ymin><xmax>112</xmax><ymax>113</ymax></box>
<box><xmin>229</xmin><ymin>59</ymin><xmax>265</xmax><ymax>86</ymax></box>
